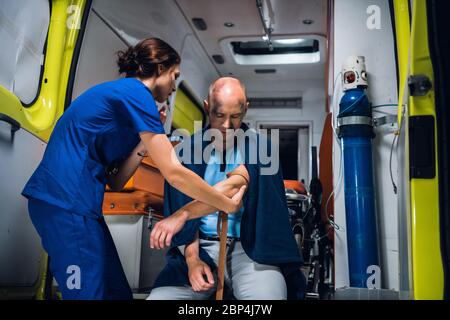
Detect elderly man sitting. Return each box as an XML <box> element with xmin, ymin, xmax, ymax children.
<box><xmin>147</xmin><ymin>77</ymin><xmax>305</xmax><ymax>300</ymax></box>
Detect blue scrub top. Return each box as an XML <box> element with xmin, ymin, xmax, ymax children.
<box><xmin>22</xmin><ymin>78</ymin><xmax>165</xmax><ymax>218</ymax></box>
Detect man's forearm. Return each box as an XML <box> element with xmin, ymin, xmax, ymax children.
<box><xmin>185</xmin><ymin>233</ymin><xmax>200</xmax><ymax>265</ymax></box>
<box><xmin>179</xmin><ymin>174</ymin><xmax>247</xmax><ymax>220</ymax></box>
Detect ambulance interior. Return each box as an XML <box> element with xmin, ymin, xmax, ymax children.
<box><xmin>1</xmin><ymin>0</ymin><xmax>449</xmax><ymax>300</ymax></box>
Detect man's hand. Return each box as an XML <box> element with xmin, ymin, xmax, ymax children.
<box><xmin>187</xmin><ymin>258</ymin><xmax>215</xmax><ymax>292</ymax></box>
<box><xmin>150</xmin><ymin>210</ymin><xmax>189</xmax><ymax>249</ymax></box>
<box><xmin>159</xmin><ymin>105</ymin><xmax>167</xmax><ymax>124</ymax></box>
<box><xmin>150</xmin><ymin>183</ymin><xmax>246</xmax><ymax>249</ymax></box>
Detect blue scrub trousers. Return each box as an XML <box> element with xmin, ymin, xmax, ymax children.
<box><xmin>28</xmin><ymin>198</ymin><xmax>132</xmax><ymax>300</ymax></box>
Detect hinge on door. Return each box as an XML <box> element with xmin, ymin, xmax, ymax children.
<box><xmin>408</xmin><ymin>75</ymin><xmax>432</xmax><ymax>96</ymax></box>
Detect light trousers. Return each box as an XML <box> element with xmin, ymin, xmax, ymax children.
<box><xmin>147</xmin><ymin>239</ymin><xmax>286</xmax><ymax>300</ymax></box>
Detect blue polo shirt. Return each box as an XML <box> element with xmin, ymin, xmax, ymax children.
<box><xmin>199</xmin><ymin>148</ymin><xmax>245</xmax><ymax>238</ymax></box>
<box><xmin>22</xmin><ymin>78</ymin><xmax>165</xmax><ymax>218</ymax></box>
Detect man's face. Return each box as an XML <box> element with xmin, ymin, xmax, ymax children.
<box><xmin>205</xmin><ymin>97</ymin><xmax>247</xmax><ymax>147</ymax></box>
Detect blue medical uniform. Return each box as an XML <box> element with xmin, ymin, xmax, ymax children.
<box><xmin>22</xmin><ymin>78</ymin><xmax>165</xmax><ymax>299</ymax></box>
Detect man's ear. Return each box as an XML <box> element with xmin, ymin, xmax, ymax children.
<box><xmin>243</xmin><ymin>101</ymin><xmax>249</xmax><ymax>115</ymax></box>
<box><xmin>204</xmin><ymin>99</ymin><xmax>210</xmax><ymax>114</ymax></box>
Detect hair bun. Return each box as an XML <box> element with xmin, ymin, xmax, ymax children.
<box><xmin>128</xmin><ymin>51</ymin><xmax>137</xmax><ymax>61</ymax></box>
<box><xmin>117</xmin><ymin>48</ymin><xmax>139</xmax><ymax>76</ymax></box>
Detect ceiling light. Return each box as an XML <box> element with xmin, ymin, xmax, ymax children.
<box><xmin>224</xmin><ymin>22</ymin><xmax>234</xmax><ymax>27</ymax></box>
<box><xmin>229</xmin><ymin>39</ymin><xmax>320</xmax><ymax>65</ymax></box>
<box><xmin>234</xmin><ymin>52</ymin><xmax>320</xmax><ymax>65</ymax></box>
<box><xmin>302</xmin><ymin>19</ymin><xmax>314</xmax><ymax>25</ymax></box>
<box><xmin>273</xmin><ymin>39</ymin><xmax>306</xmax><ymax>45</ymax></box>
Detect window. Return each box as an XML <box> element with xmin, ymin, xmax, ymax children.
<box><xmin>0</xmin><ymin>0</ymin><xmax>50</xmax><ymax>105</ymax></box>
<box><xmin>171</xmin><ymin>81</ymin><xmax>205</xmax><ymax>135</ymax></box>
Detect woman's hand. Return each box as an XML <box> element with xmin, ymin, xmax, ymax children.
<box><xmin>187</xmin><ymin>258</ymin><xmax>215</xmax><ymax>292</ymax></box>
<box><xmin>228</xmin><ymin>185</ymin><xmax>247</xmax><ymax>213</ymax></box>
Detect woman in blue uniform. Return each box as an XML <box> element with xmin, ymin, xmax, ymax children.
<box><xmin>21</xmin><ymin>38</ymin><xmax>245</xmax><ymax>300</ymax></box>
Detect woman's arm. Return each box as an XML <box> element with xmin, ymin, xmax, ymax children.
<box><xmin>105</xmin><ymin>141</ymin><xmax>146</xmax><ymax>191</ymax></box>
<box><xmin>140</xmin><ymin>132</ymin><xmax>245</xmax><ymax>214</ymax></box>
<box><xmin>175</xmin><ymin>167</ymin><xmax>249</xmax><ymax>220</ymax></box>
<box><xmin>150</xmin><ymin>165</ymin><xmax>249</xmax><ymax>249</ymax></box>
<box><xmin>106</xmin><ymin>105</ymin><xmax>168</xmax><ymax>191</ymax></box>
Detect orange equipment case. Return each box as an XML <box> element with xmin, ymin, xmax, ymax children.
<box><xmin>103</xmin><ymin>142</ymin><xmax>178</xmax><ymax>218</ymax></box>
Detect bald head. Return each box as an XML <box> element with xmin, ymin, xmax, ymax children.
<box><xmin>204</xmin><ymin>77</ymin><xmax>249</xmax><ymax>140</ymax></box>
<box><xmin>208</xmin><ymin>77</ymin><xmax>247</xmax><ymax>110</ymax></box>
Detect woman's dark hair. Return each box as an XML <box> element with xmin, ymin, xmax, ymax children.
<box><xmin>117</xmin><ymin>38</ymin><xmax>181</xmax><ymax>78</ymax></box>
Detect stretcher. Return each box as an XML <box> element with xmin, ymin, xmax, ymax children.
<box><xmin>284</xmin><ymin>180</ymin><xmax>307</xmax><ymax>195</ymax></box>
<box><xmin>102</xmin><ymin>190</ymin><xmax>163</xmax><ymax>217</ymax></box>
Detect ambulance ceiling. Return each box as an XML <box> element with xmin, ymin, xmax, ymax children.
<box><xmin>175</xmin><ymin>0</ymin><xmax>328</xmax><ymax>98</ymax></box>
<box><xmin>92</xmin><ymin>0</ymin><xmax>328</xmax><ymax>99</ymax></box>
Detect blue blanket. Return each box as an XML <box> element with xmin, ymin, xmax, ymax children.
<box><xmin>152</xmin><ymin>124</ymin><xmax>306</xmax><ymax>299</ymax></box>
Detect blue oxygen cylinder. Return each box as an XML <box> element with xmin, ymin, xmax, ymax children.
<box><xmin>338</xmin><ymin>87</ymin><xmax>379</xmax><ymax>288</ymax></box>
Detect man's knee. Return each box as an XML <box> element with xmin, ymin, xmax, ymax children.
<box><xmin>233</xmin><ymin>267</ymin><xmax>287</xmax><ymax>300</ymax></box>
<box><xmin>234</xmin><ymin>284</ymin><xmax>287</xmax><ymax>300</ymax></box>
<box><xmin>147</xmin><ymin>286</ymin><xmax>212</xmax><ymax>300</ymax></box>
<box><xmin>147</xmin><ymin>286</ymin><xmax>187</xmax><ymax>300</ymax></box>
